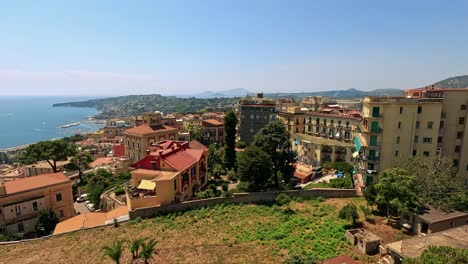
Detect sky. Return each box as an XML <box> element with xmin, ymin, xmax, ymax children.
<box><xmin>1</xmin><ymin>0</ymin><xmax>468</xmax><ymax>96</ymax></box>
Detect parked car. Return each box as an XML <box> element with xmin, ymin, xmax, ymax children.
<box><xmin>311</xmin><ymin>166</ymin><xmax>323</xmax><ymax>180</ymax></box>
<box><xmin>86</xmin><ymin>202</ymin><xmax>96</xmax><ymax>212</ymax></box>
<box><xmin>76</xmin><ymin>193</ymin><xmax>89</xmax><ymax>202</ymax></box>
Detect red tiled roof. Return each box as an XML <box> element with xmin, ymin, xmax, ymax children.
<box><xmin>294</xmin><ymin>171</ymin><xmax>310</xmax><ymax>179</ymax></box>
<box><xmin>185</xmin><ymin>148</ymin><xmax>205</xmax><ymax>161</ymax></box>
<box><xmin>4</xmin><ymin>172</ymin><xmax>70</xmax><ymax>194</ymax></box>
<box><xmin>113</xmin><ymin>144</ymin><xmax>125</xmax><ymax>157</ymax></box>
<box><xmin>163</xmin><ymin>151</ymin><xmax>197</xmax><ymax>171</ymax></box>
<box><xmin>203</xmin><ymin>119</ymin><xmax>224</xmax><ymax>126</ymax></box>
<box><xmin>189</xmin><ymin>140</ymin><xmax>208</xmax><ymax>151</ymax></box>
<box><xmin>124</xmin><ymin>124</ymin><xmax>177</xmax><ymax>135</ymax></box>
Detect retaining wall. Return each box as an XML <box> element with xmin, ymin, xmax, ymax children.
<box><xmin>130</xmin><ymin>188</ymin><xmax>356</xmax><ymax>219</ymax></box>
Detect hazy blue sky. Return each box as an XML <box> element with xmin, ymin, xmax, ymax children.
<box><xmin>1</xmin><ymin>0</ymin><xmax>468</xmax><ymax>96</ymax></box>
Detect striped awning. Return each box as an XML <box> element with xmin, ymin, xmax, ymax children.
<box><xmin>137</xmin><ymin>180</ymin><xmax>156</xmax><ymax>190</ymax></box>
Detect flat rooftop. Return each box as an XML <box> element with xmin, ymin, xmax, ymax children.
<box><xmin>387</xmin><ymin>225</ymin><xmax>468</xmax><ymax>259</ymax></box>
<box><xmin>418</xmin><ymin>208</ymin><xmax>468</xmax><ymax>224</ymax></box>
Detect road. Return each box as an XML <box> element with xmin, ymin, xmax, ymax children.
<box><xmin>74</xmin><ymin>201</ymin><xmax>91</xmax><ymax>214</ymax></box>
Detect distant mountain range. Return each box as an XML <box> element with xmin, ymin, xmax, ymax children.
<box><xmin>433</xmin><ymin>75</ymin><xmax>468</xmax><ymax>88</ymax></box>
<box><xmin>171</xmin><ymin>87</ymin><xmax>404</xmax><ymax>99</ymax></box>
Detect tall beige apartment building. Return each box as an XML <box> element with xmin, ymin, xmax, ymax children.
<box><xmin>357</xmin><ymin>87</ymin><xmax>468</xmax><ymax>189</ymax></box>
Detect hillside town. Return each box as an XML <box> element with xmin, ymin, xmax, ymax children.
<box><xmin>1</xmin><ymin>83</ymin><xmax>467</xmax><ymax>263</ymax></box>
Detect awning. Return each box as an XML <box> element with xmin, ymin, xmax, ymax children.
<box><xmin>137</xmin><ymin>180</ymin><xmax>156</xmax><ymax>190</ymax></box>
<box><xmin>352</xmin><ymin>151</ymin><xmax>359</xmax><ymax>158</ymax></box>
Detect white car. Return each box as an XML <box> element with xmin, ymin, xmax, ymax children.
<box><xmin>86</xmin><ymin>202</ymin><xmax>96</xmax><ymax>212</ymax></box>
<box><xmin>76</xmin><ymin>193</ymin><xmax>89</xmax><ymax>202</ymax></box>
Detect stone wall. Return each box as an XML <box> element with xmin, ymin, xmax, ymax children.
<box><xmin>130</xmin><ymin>188</ymin><xmax>356</xmax><ymax>219</ymax></box>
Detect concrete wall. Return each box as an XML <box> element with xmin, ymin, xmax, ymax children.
<box><xmin>130</xmin><ymin>188</ymin><xmax>356</xmax><ymax>219</ymax></box>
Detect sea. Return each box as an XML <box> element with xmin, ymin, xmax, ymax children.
<box><xmin>0</xmin><ymin>96</ymin><xmax>104</xmax><ymax>149</ymax></box>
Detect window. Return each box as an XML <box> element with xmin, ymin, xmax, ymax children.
<box><xmin>461</xmin><ymin>105</ymin><xmax>466</xmax><ymax>110</ymax></box>
<box><xmin>400</xmin><ymin>107</ymin><xmax>403</xmax><ymax>114</ymax></box>
<box><xmin>427</xmin><ymin>122</ymin><xmax>433</xmax><ymax>129</ymax></box>
<box><xmin>174</xmin><ymin>179</ymin><xmax>177</xmax><ymax>191</ymax></box>
<box><xmin>414</xmin><ymin>136</ymin><xmax>419</xmax><ymax>143</ymax></box>
<box><xmin>423</xmin><ymin>151</ymin><xmax>430</xmax><ymax>157</ymax></box>
<box><xmin>417</xmin><ymin>106</ymin><xmax>422</xmax><ymax>113</ymax></box>
<box><xmin>32</xmin><ymin>202</ymin><xmax>38</xmax><ymax>212</ymax></box>
<box><xmin>346</xmin><ymin>121</ymin><xmax>350</xmax><ymax>127</ymax></box>
<box><xmin>396</xmin><ymin>136</ymin><xmax>400</xmax><ymax>144</ymax></box>
<box><xmin>60</xmin><ymin>210</ymin><xmax>64</xmax><ymax>217</ymax></box>
<box><xmin>370</xmin><ymin>135</ymin><xmax>378</xmax><ymax>146</ymax></box>
<box><xmin>416</xmin><ymin>121</ymin><xmax>420</xmax><ymax>129</ymax></box>
<box><xmin>56</xmin><ymin>193</ymin><xmax>62</xmax><ymax>202</ymax></box>
<box><xmin>440</xmin><ymin>120</ymin><xmax>445</xmax><ymax>128</ymax></box>
<box><xmin>15</xmin><ymin>205</ymin><xmax>21</xmax><ymax>216</ymax></box>
<box><xmin>423</xmin><ymin>137</ymin><xmax>432</xmax><ymax>144</ymax></box>
<box><xmin>457</xmin><ymin>132</ymin><xmax>463</xmax><ymax>139</ymax></box>
<box><xmin>398</xmin><ymin>122</ymin><xmax>401</xmax><ymax>129</ymax></box>
<box><xmin>18</xmin><ymin>223</ymin><xmax>24</xmax><ymax>233</ymax></box>
<box><xmin>454</xmin><ymin>159</ymin><xmax>459</xmax><ymax>167</ymax></box>
<box><xmin>412</xmin><ymin>150</ymin><xmax>417</xmax><ymax>156</ymax></box>
<box><xmin>438</xmin><ymin>136</ymin><xmax>443</xmax><ymax>143</ymax></box>
<box><xmin>395</xmin><ymin>151</ymin><xmax>399</xmax><ymax>157</ymax></box>
<box><xmin>338</xmin><ymin>120</ymin><xmax>342</xmax><ymax>126</ymax></box>
<box><xmin>455</xmin><ymin>146</ymin><xmax>461</xmax><ymax>153</ymax></box>
<box><xmin>466</xmin><ymin>164</ymin><xmax>468</xmax><ymax>171</ymax></box>
<box><xmin>459</xmin><ymin>117</ymin><xmax>465</xmax><ymax>125</ymax></box>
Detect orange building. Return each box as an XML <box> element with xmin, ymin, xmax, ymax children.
<box><xmin>0</xmin><ymin>172</ymin><xmax>74</xmax><ymax>235</ymax></box>
<box><xmin>126</xmin><ymin>140</ymin><xmax>208</xmax><ymax>210</ymax></box>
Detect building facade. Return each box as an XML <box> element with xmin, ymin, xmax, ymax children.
<box><xmin>126</xmin><ymin>140</ymin><xmax>208</xmax><ymax>210</ymax></box>
<box><xmin>238</xmin><ymin>93</ymin><xmax>276</xmax><ymax>144</ymax></box>
<box><xmin>0</xmin><ymin>172</ymin><xmax>74</xmax><ymax>235</ymax></box>
<box><xmin>201</xmin><ymin>119</ymin><xmax>224</xmax><ymax>145</ymax></box>
<box><xmin>123</xmin><ymin>112</ymin><xmax>178</xmax><ymax>162</ymax></box>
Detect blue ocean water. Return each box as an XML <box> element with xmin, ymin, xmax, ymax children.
<box><xmin>0</xmin><ymin>96</ymin><xmax>104</xmax><ymax>149</ymax></box>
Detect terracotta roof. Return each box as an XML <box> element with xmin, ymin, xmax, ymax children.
<box><xmin>163</xmin><ymin>151</ymin><xmax>197</xmax><ymax>171</ymax></box>
<box><xmin>189</xmin><ymin>140</ymin><xmax>208</xmax><ymax>151</ymax></box>
<box><xmin>185</xmin><ymin>148</ymin><xmax>205</xmax><ymax>161</ymax></box>
<box><xmin>294</xmin><ymin>171</ymin><xmax>310</xmax><ymax>179</ymax></box>
<box><xmin>113</xmin><ymin>144</ymin><xmax>126</xmax><ymax>157</ymax></box>
<box><xmin>132</xmin><ymin>169</ymin><xmax>177</xmax><ymax>181</ymax></box>
<box><xmin>89</xmin><ymin>157</ymin><xmax>114</xmax><ymax>168</ymax></box>
<box><xmin>203</xmin><ymin>119</ymin><xmax>224</xmax><ymax>126</ymax></box>
<box><xmin>124</xmin><ymin>124</ymin><xmax>176</xmax><ymax>136</ymax></box>
<box><xmin>132</xmin><ymin>169</ymin><xmax>160</xmax><ymax>177</ymax></box>
<box><xmin>4</xmin><ymin>172</ymin><xmax>70</xmax><ymax>194</ymax></box>
<box><xmin>53</xmin><ymin>206</ymin><xmax>129</xmax><ymax>235</ymax></box>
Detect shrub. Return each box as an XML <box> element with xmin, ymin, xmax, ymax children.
<box><xmin>276</xmin><ymin>193</ymin><xmax>292</xmax><ymax>206</ymax></box>
<box><xmin>359</xmin><ymin>205</ymin><xmax>373</xmax><ymax>221</ymax></box>
<box><xmin>227</xmin><ymin>170</ymin><xmax>238</xmax><ymax>182</ymax></box>
<box><xmin>284</xmin><ymin>254</ymin><xmax>317</xmax><ymax>264</ymax></box>
<box><xmin>131</xmin><ymin>217</ymin><xmax>142</xmax><ymax>225</ymax></box>
<box><xmin>339</xmin><ymin>203</ymin><xmax>359</xmax><ymax>227</ymax></box>
<box><xmin>235</xmin><ymin>140</ymin><xmax>247</xmax><ymax>149</ymax></box>
<box><xmin>222</xmin><ymin>182</ymin><xmax>229</xmax><ymax>192</ymax></box>
<box><xmin>114</xmin><ymin>187</ymin><xmax>125</xmax><ymax>196</ymax></box>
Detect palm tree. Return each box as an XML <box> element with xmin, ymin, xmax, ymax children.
<box><xmin>102</xmin><ymin>240</ymin><xmax>123</xmax><ymax>264</ymax></box>
<box><xmin>139</xmin><ymin>239</ymin><xmax>158</xmax><ymax>264</ymax></box>
<box><xmin>129</xmin><ymin>237</ymin><xmax>144</xmax><ymax>260</ymax></box>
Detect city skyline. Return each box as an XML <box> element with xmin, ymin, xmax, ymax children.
<box><xmin>1</xmin><ymin>0</ymin><xmax>468</xmax><ymax>96</ymax></box>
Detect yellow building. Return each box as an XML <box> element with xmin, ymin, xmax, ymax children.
<box><xmin>0</xmin><ymin>172</ymin><xmax>74</xmax><ymax>235</ymax></box>
<box><xmin>126</xmin><ymin>140</ymin><xmax>208</xmax><ymax>210</ymax></box>
<box><xmin>123</xmin><ymin>112</ymin><xmax>178</xmax><ymax>162</ymax></box>
<box><xmin>357</xmin><ymin>87</ymin><xmax>468</xmax><ymax>189</ymax></box>
<box><xmin>277</xmin><ymin>106</ymin><xmax>361</xmax><ymax>166</ymax></box>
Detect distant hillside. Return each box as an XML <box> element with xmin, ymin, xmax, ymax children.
<box><xmin>174</xmin><ymin>88</ymin><xmax>251</xmax><ymax>98</ymax></box>
<box><xmin>53</xmin><ymin>94</ymin><xmax>238</xmax><ymax>119</ymax></box>
<box><xmin>265</xmin><ymin>88</ymin><xmax>404</xmax><ymax>99</ymax></box>
<box><xmin>433</xmin><ymin>75</ymin><xmax>468</xmax><ymax>88</ymax></box>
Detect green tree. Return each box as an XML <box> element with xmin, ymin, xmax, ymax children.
<box><xmin>394</xmin><ymin>155</ymin><xmax>463</xmax><ymax>210</ymax></box>
<box><xmin>0</xmin><ymin>152</ymin><xmax>9</xmax><ymax>164</ymax></box>
<box><xmin>19</xmin><ymin>139</ymin><xmax>77</xmax><ymax>173</ymax></box>
<box><xmin>237</xmin><ymin>146</ymin><xmax>273</xmax><ymax>191</ymax></box>
<box><xmin>102</xmin><ymin>240</ymin><xmax>123</xmax><ymax>264</ymax></box>
<box><xmin>35</xmin><ymin>208</ymin><xmax>59</xmax><ymax>236</ymax></box>
<box><xmin>235</xmin><ymin>140</ymin><xmax>246</xmax><ymax>149</ymax></box>
<box><xmin>70</xmin><ymin>151</ymin><xmax>93</xmax><ymax>181</ymax></box>
<box><xmin>187</xmin><ymin>123</ymin><xmax>204</xmax><ymax>142</ymax></box>
<box><xmin>367</xmin><ymin>168</ymin><xmax>420</xmax><ymax>218</ymax></box>
<box><xmin>224</xmin><ymin>110</ymin><xmax>238</xmax><ymax>170</ymax></box>
<box><xmin>338</xmin><ymin>203</ymin><xmax>359</xmax><ymax>227</ymax></box>
<box><xmin>403</xmin><ymin>246</ymin><xmax>468</xmax><ymax>264</ymax></box>
<box><xmin>253</xmin><ymin>120</ymin><xmax>297</xmax><ymax>188</ymax></box>
<box><xmin>139</xmin><ymin>238</ymin><xmax>158</xmax><ymax>264</ymax></box>
<box><xmin>208</xmin><ymin>144</ymin><xmax>223</xmax><ymax>176</ymax></box>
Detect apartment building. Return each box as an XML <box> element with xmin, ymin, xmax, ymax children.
<box><xmin>0</xmin><ymin>172</ymin><xmax>74</xmax><ymax>235</ymax></box>
<box><xmin>357</xmin><ymin>86</ymin><xmax>468</xmax><ymax>189</ymax></box>
<box><xmin>238</xmin><ymin>93</ymin><xmax>276</xmax><ymax>144</ymax></box>
<box><xmin>126</xmin><ymin>140</ymin><xmax>208</xmax><ymax>210</ymax></box>
<box><xmin>277</xmin><ymin>106</ymin><xmax>361</xmax><ymax>166</ymax></box>
<box><xmin>201</xmin><ymin>119</ymin><xmax>224</xmax><ymax>145</ymax></box>
<box><xmin>123</xmin><ymin>112</ymin><xmax>178</xmax><ymax>162</ymax></box>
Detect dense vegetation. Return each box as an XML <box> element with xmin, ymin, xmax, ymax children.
<box><xmin>403</xmin><ymin>246</ymin><xmax>468</xmax><ymax>264</ymax></box>
<box><xmin>77</xmin><ymin>169</ymin><xmax>131</xmax><ymax>206</ymax></box>
<box><xmin>53</xmin><ymin>94</ymin><xmax>238</xmax><ymax>118</ymax></box>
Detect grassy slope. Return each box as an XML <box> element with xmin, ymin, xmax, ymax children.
<box><xmin>0</xmin><ymin>198</ymin><xmax>404</xmax><ymax>264</ymax></box>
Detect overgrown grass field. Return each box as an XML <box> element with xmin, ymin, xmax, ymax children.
<box><xmin>0</xmin><ymin>197</ymin><xmax>393</xmax><ymax>263</ymax></box>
